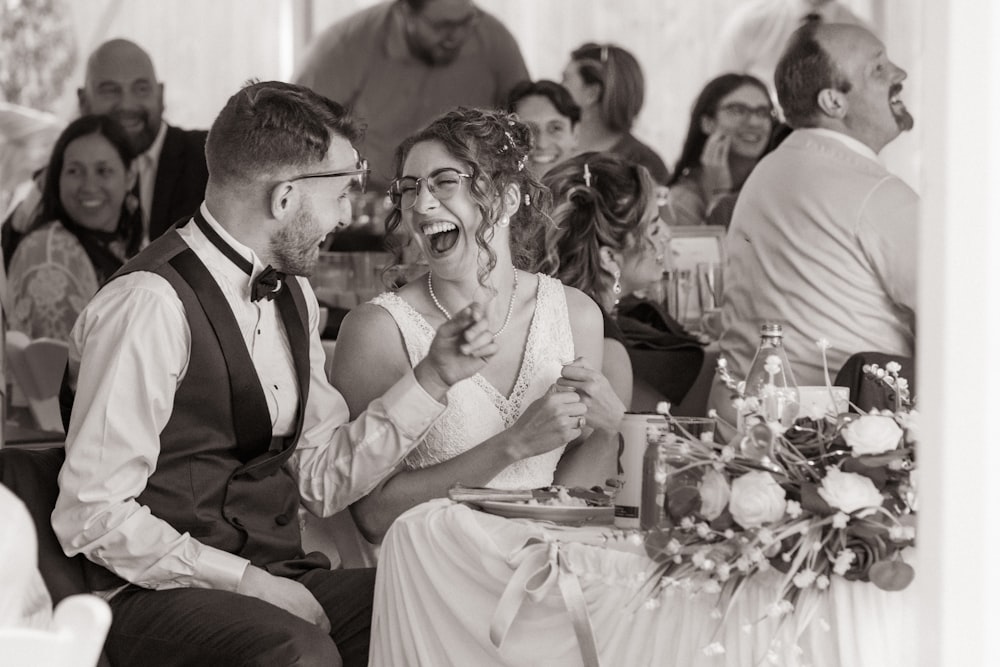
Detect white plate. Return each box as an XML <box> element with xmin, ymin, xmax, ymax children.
<box><xmin>476</xmin><ymin>500</ymin><xmax>614</xmax><ymax>525</ymax></box>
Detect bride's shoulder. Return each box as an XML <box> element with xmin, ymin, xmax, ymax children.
<box><xmin>557</xmin><ymin>283</ymin><xmax>602</xmax><ymax>322</ymax></box>
<box><xmin>337</xmin><ymin>301</ymin><xmax>402</xmax><ymax>349</ymax></box>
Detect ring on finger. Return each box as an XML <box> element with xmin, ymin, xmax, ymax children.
<box><xmin>577</xmin><ymin>416</ymin><xmax>586</xmax><ymax>430</ymax></box>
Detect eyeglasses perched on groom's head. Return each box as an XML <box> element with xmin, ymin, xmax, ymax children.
<box><xmin>287</xmin><ymin>154</ymin><xmax>371</xmax><ymax>194</ymax></box>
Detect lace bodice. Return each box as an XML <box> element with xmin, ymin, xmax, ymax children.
<box><xmin>8</xmin><ymin>221</ymin><xmax>102</xmax><ymax>341</ymax></box>
<box><xmin>371</xmin><ymin>273</ymin><xmax>575</xmax><ymax>489</ymax></box>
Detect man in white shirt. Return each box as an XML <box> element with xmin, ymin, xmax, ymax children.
<box><xmin>710</xmin><ymin>22</ymin><xmax>918</xmax><ymax>426</ymax></box>
<box><xmin>52</xmin><ymin>81</ymin><xmax>496</xmax><ymax>667</ymax></box>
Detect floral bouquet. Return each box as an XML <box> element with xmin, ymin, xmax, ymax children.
<box><xmin>640</xmin><ymin>346</ymin><xmax>917</xmax><ymax>649</ymax></box>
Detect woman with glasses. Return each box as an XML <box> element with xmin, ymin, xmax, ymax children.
<box><xmin>330</xmin><ymin>108</ymin><xmax>619</xmax><ymax>544</ymax></box>
<box><xmin>668</xmin><ymin>73</ymin><xmax>776</xmax><ymax>227</ymax></box>
<box><xmin>561</xmin><ymin>43</ymin><xmax>670</xmax><ymax>186</ymax></box>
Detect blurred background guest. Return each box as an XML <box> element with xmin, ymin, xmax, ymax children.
<box><xmin>295</xmin><ymin>0</ymin><xmax>528</xmax><ymax>195</ymax></box>
<box><xmin>668</xmin><ymin>73</ymin><xmax>775</xmax><ymax>227</ymax></box>
<box><xmin>331</xmin><ymin>109</ymin><xmax>618</xmax><ymax>543</ymax></box>
<box><xmin>506</xmin><ymin>79</ymin><xmax>580</xmax><ymax>179</ymax></box>
<box><xmin>538</xmin><ymin>152</ymin><xmax>703</xmax><ymax>410</ymax></box>
<box><xmin>2</xmin><ymin>39</ymin><xmax>209</xmax><ymax>264</ymax></box>
<box><xmin>561</xmin><ymin>43</ymin><xmax>670</xmax><ymax>185</ymax></box>
<box><xmin>7</xmin><ymin>115</ymin><xmax>141</xmax><ymax>341</ymax></box>
<box><xmin>710</xmin><ymin>22</ymin><xmax>917</xmax><ymax>425</ymax></box>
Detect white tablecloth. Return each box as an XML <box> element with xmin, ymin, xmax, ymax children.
<box><xmin>370</xmin><ymin>499</ymin><xmax>916</xmax><ymax>667</ymax></box>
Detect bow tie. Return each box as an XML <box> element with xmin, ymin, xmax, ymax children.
<box><xmin>251</xmin><ymin>265</ymin><xmax>285</xmax><ymax>302</ymax></box>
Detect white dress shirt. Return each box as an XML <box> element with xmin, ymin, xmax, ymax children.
<box><xmin>803</xmin><ymin>127</ymin><xmax>881</xmax><ymax>163</ymax></box>
<box><xmin>52</xmin><ymin>203</ymin><xmax>445</xmax><ymax>593</ymax></box>
<box><xmin>135</xmin><ymin>121</ymin><xmax>167</xmax><ymax>244</ymax></box>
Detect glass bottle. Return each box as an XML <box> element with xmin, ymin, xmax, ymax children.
<box><xmin>741</xmin><ymin>322</ymin><xmax>800</xmax><ymax>431</ymax></box>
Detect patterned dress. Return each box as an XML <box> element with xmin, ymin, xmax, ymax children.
<box><xmin>8</xmin><ymin>220</ymin><xmax>127</xmax><ymax>341</ymax></box>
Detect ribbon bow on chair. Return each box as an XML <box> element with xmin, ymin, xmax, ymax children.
<box><xmin>490</xmin><ymin>536</ymin><xmax>602</xmax><ymax>667</ymax></box>
<box><xmin>251</xmin><ymin>265</ymin><xmax>284</xmax><ymax>302</ymax></box>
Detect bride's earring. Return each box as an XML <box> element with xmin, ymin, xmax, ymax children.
<box><xmin>612</xmin><ymin>269</ymin><xmax>622</xmax><ymax>305</ymax></box>
<box><xmin>498</xmin><ymin>214</ymin><xmax>510</xmax><ymax>228</ymax></box>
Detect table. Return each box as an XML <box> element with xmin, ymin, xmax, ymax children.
<box><xmin>370</xmin><ymin>499</ymin><xmax>916</xmax><ymax>667</ymax></box>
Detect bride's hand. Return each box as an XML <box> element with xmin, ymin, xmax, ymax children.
<box><xmin>557</xmin><ymin>359</ymin><xmax>625</xmax><ymax>434</ymax></box>
<box><xmin>506</xmin><ymin>385</ymin><xmax>587</xmax><ymax>460</ymax></box>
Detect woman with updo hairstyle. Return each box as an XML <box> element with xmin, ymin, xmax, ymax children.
<box><xmin>560</xmin><ymin>43</ymin><xmax>670</xmax><ymax>185</ymax></box>
<box><xmin>331</xmin><ymin>107</ymin><xmax>622</xmax><ymax>543</ymax></box>
<box><xmin>539</xmin><ymin>152</ymin><xmax>705</xmax><ymax>410</ymax></box>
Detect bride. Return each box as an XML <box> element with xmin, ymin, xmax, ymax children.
<box><xmin>330</xmin><ymin>108</ymin><xmax>622</xmax><ymax>543</ymax></box>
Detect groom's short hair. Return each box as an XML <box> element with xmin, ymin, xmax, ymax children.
<box><xmin>205</xmin><ymin>80</ymin><xmax>361</xmax><ymax>186</ymax></box>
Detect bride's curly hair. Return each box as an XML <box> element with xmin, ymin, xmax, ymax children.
<box><xmin>385</xmin><ymin>107</ymin><xmax>554</xmax><ymax>291</ymax></box>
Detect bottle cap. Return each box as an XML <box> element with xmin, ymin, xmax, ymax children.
<box><xmin>760</xmin><ymin>322</ymin><xmax>784</xmax><ymax>336</ymax></box>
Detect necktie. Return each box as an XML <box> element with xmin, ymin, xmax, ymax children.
<box><xmin>192</xmin><ymin>210</ymin><xmax>285</xmax><ymax>301</ymax></box>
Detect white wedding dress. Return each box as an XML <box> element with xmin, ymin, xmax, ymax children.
<box><xmin>371</xmin><ymin>273</ymin><xmax>575</xmax><ymax>489</ymax></box>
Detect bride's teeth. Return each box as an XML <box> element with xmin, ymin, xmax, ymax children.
<box><xmin>422</xmin><ymin>221</ymin><xmax>457</xmax><ymax>236</ymax></box>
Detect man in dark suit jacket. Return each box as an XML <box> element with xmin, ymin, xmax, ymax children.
<box><xmin>2</xmin><ymin>39</ymin><xmax>209</xmax><ymax>265</ymax></box>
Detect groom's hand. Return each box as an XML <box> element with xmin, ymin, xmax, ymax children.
<box><xmin>237</xmin><ymin>565</ymin><xmax>331</xmax><ymax>633</ymax></box>
<box><xmin>415</xmin><ymin>303</ymin><xmax>497</xmax><ymax>400</ymax></box>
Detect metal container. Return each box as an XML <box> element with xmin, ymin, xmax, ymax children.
<box><xmin>615</xmin><ymin>412</ymin><xmax>668</xmax><ymax>529</ymax></box>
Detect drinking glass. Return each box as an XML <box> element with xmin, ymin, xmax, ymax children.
<box><xmin>696</xmin><ymin>262</ymin><xmax>723</xmax><ymax>311</ymax></box>
<box><xmin>669</xmin><ymin>416</ymin><xmax>716</xmax><ymax>442</ymax></box>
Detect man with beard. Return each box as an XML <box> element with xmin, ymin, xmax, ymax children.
<box><xmin>2</xmin><ymin>39</ymin><xmax>209</xmax><ymax>263</ymax></box>
<box><xmin>294</xmin><ymin>0</ymin><xmax>528</xmax><ymax>195</ymax></box>
<box><xmin>709</xmin><ymin>22</ymin><xmax>918</xmax><ymax>424</ymax></box>
<box><xmin>52</xmin><ymin>81</ymin><xmax>497</xmax><ymax>667</ymax></box>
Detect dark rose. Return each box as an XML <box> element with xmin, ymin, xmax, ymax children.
<box><xmin>842</xmin><ymin>531</ymin><xmax>890</xmax><ymax>582</ymax></box>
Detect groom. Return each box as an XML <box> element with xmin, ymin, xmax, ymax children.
<box><xmin>52</xmin><ymin>81</ymin><xmax>496</xmax><ymax>667</ymax></box>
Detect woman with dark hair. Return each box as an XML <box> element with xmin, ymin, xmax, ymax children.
<box><xmin>8</xmin><ymin>114</ymin><xmax>142</xmax><ymax>340</ymax></box>
<box><xmin>561</xmin><ymin>43</ymin><xmax>670</xmax><ymax>185</ymax></box>
<box><xmin>506</xmin><ymin>79</ymin><xmax>580</xmax><ymax>178</ymax></box>
<box><xmin>330</xmin><ymin>108</ymin><xmax>620</xmax><ymax>543</ymax></box>
<box><xmin>668</xmin><ymin>73</ymin><xmax>775</xmax><ymax>226</ymax></box>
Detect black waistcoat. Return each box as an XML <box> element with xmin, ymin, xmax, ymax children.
<box><xmin>62</xmin><ymin>230</ymin><xmax>330</xmax><ymax>592</ymax></box>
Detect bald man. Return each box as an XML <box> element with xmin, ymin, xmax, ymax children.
<box><xmin>2</xmin><ymin>39</ymin><xmax>208</xmax><ymax>263</ymax></box>
<box><xmin>710</xmin><ymin>22</ymin><xmax>918</xmax><ymax>427</ymax></box>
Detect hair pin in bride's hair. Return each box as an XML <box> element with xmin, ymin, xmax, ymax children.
<box><xmin>583</xmin><ymin>163</ymin><xmax>593</xmax><ymax>188</ymax></box>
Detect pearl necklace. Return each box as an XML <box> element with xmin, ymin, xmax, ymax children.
<box><xmin>427</xmin><ymin>270</ymin><xmax>519</xmax><ymax>337</ymax></box>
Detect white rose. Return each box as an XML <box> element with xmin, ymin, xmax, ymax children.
<box><xmin>699</xmin><ymin>468</ymin><xmax>730</xmax><ymax>520</ymax></box>
<box><xmin>818</xmin><ymin>469</ymin><xmax>885</xmax><ymax>513</ymax></box>
<box><xmin>728</xmin><ymin>471</ymin><xmax>786</xmax><ymax>529</ymax></box>
<box><xmin>842</xmin><ymin>415</ymin><xmax>903</xmax><ymax>456</ymax></box>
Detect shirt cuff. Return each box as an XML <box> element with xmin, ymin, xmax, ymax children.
<box><xmin>378</xmin><ymin>369</ymin><xmax>446</xmax><ymax>440</ymax></box>
<box><xmin>196</xmin><ymin>546</ymin><xmax>251</xmax><ymax>592</ymax></box>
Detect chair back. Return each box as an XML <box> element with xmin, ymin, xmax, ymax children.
<box><xmin>834</xmin><ymin>351</ymin><xmax>915</xmax><ymax>413</ymax></box>
<box><xmin>0</xmin><ymin>448</ymin><xmax>93</xmax><ymax>603</ymax></box>
<box><xmin>5</xmin><ymin>331</ymin><xmax>68</xmax><ymax>432</ymax></box>
<box><xmin>0</xmin><ymin>594</ymin><xmax>111</xmax><ymax>667</ymax></box>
